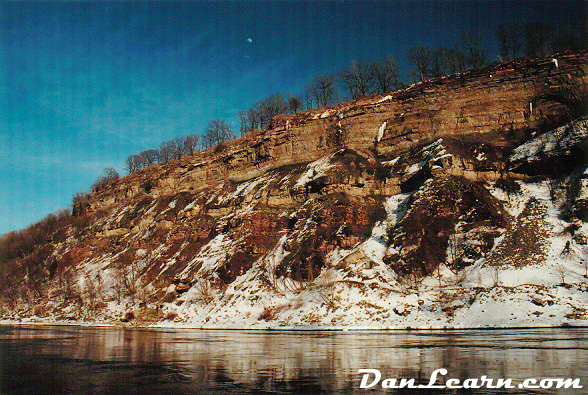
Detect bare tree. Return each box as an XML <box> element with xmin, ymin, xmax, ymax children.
<box><xmin>444</xmin><ymin>45</ymin><xmax>467</xmax><ymax>74</ymax></box>
<box><xmin>104</xmin><ymin>167</ymin><xmax>120</xmax><ymax>182</ymax></box>
<box><xmin>491</xmin><ymin>265</ymin><xmax>500</xmax><ymax>287</ymax></box>
<box><xmin>239</xmin><ymin>110</ymin><xmax>250</xmax><ymax>136</ymax></box>
<box><xmin>202</xmin><ymin>119</ymin><xmax>235</xmax><ymax>149</ymax></box>
<box><xmin>126</xmin><ymin>154</ymin><xmax>141</xmax><ymax>173</ymax></box>
<box><xmin>92</xmin><ymin>167</ymin><xmax>120</xmax><ymax>191</ymax></box>
<box><xmin>460</xmin><ymin>33</ymin><xmax>487</xmax><ymax>68</ymax></box>
<box><xmin>371</xmin><ymin>56</ymin><xmax>400</xmax><ymax>94</ymax></box>
<box><xmin>239</xmin><ymin>107</ymin><xmax>263</xmax><ymax>136</ymax></box>
<box><xmin>339</xmin><ymin>60</ymin><xmax>374</xmax><ymax>99</ymax></box>
<box><xmin>524</xmin><ymin>22</ymin><xmax>553</xmax><ymax>57</ymax></box>
<box><xmin>288</xmin><ymin>96</ymin><xmax>302</xmax><ymax>114</ymax></box>
<box><xmin>83</xmin><ymin>273</ymin><xmax>102</xmax><ymax>312</ymax></box>
<box><xmin>249</xmin><ymin>106</ymin><xmax>263</xmax><ymax>131</ymax></box>
<box><xmin>158</xmin><ymin>141</ymin><xmax>174</xmax><ymax>164</ymax></box>
<box><xmin>240</xmin><ymin>93</ymin><xmax>291</xmax><ymax>136</ymax></box>
<box><xmin>430</xmin><ymin>48</ymin><xmax>449</xmax><ymax>78</ymax></box>
<box><xmin>264</xmin><ymin>93</ymin><xmax>289</xmax><ymax>119</ymax></box>
<box><xmin>141</xmin><ymin>149</ymin><xmax>159</xmax><ymax>166</ymax></box>
<box><xmin>183</xmin><ymin>133</ymin><xmax>199</xmax><ymax>155</ymax></box>
<box><xmin>316</xmin><ymin>268</ymin><xmax>338</xmax><ymax>308</ymax></box>
<box><xmin>194</xmin><ymin>280</ymin><xmax>214</xmax><ymax>304</ymax></box>
<box><xmin>253</xmin><ymin>93</ymin><xmax>288</xmax><ymax>127</ymax></box>
<box><xmin>407</xmin><ymin>46</ymin><xmax>433</xmax><ymax>82</ymax></box>
<box><xmin>72</xmin><ymin>190</ymin><xmax>90</xmax><ymax>206</ymax></box>
<box><xmin>306</xmin><ymin>74</ymin><xmax>338</xmax><ymax>107</ymax></box>
<box><xmin>555</xmin><ymin>263</ymin><xmax>568</xmax><ymax>285</ymax></box>
<box><xmin>496</xmin><ymin>23</ymin><xmax>521</xmax><ymax>60</ymax></box>
<box><xmin>170</xmin><ymin>137</ymin><xmax>187</xmax><ymax>160</ymax></box>
<box><xmin>304</xmin><ymin>91</ymin><xmax>314</xmax><ymax>109</ymax></box>
<box><xmin>58</xmin><ymin>269</ymin><xmax>79</xmax><ymax>304</ymax></box>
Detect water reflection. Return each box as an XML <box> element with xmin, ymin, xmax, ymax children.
<box><xmin>0</xmin><ymin>326</ymin><xmax>587</xmax><ymax>394</ymax></box>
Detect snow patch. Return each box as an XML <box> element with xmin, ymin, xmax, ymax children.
<box><xmin>377</xmin><ymin>121</ymin><xmax>386</xmax><ymax>142</ymax></box>
<box><xmin>359</xmin><ymin>192</ymin><xmax>414</xmax><ymax>265</ymax></box>
<box><xmin>295</xmin><ymin>155</ymin><xmax>334</xmax><ymax>187</ymax></box>
<box><xmin>405</xmin><ymin>161</ymin><xmax>426</xmax><ymax>176</ymax></box>
<box><xmin>377</xmin><ymin>95</ymin><xmax>393</xmax><ymax>103</ymax></box>
<box><xmin>382</xmin><ymin>156</ymin><xmax>400</xmax><ymax>166</ymax></box>
<box><xmin>510</xmin><ymin>117</ymin><xmax>588</xmax><ymax>162</ymax></box>
<box><xmin>179</xmin><ymin>234</ymin><xmax>238</xmax><ymax>279</ymax></box>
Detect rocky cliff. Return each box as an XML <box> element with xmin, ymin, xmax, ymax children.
<box><xmin>2</xmin><ymin>52</ymin><xmax>588</xmax><ymax>328</ymax></box>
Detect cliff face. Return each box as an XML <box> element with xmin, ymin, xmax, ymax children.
<box><xmin>3</xmin><ymin>52</ymin><xmax>588</xmax><ymax>328</ymax></box>
<box><xmin>86</xmin><ymin>53</ymin><xmax>586</xmax><ymax>210</ymax></box>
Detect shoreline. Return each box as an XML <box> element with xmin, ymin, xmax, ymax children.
<box><xmin>1</xmin><ymin>319</ymin><xmax>586</xmax><ymax>332</ymax></box>
<box><xmin>2</xmin><ymin>281</ymin><xmax>587</xmax><ymax>332</ymax></box>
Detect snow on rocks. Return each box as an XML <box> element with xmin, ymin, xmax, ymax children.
<box><xmin>401</xmin><ymin>138</ymin><xmax>449</xmax><ymax>177</ymax></box>
<box><xmin>177</xmin><ymin>234</ymin><xmax>238</xmax><ymax>281</ymax></box>
<box><xmin>377</xmin><ymin>121</ymin><xmax>386</xmax><ymax>142</ymax></box>
<box><xmin>295</xmin><ymin>155</ymin><xmax>334</xmax><ymax>187</ymax></box>
<box><xmin>376</xmin><ymin>95</ymin><xmax>393</xmax><ymax>103</ymax></box>
<box><xmin>147</xmin><ymin>160</ymin><xmax>588</xmax><ymax>330</ymax></box>
<box><xmin>510</xmin><ymin>116</ymin><xmax>588</xmax><ymax>163</ymax></box>
<box><xmin>360</xmin><ymin>192</ymin><xmax>413</xmax><ymax>265</ymax></box>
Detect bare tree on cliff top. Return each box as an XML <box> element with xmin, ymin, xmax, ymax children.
<box><xmin>340</xmin><ymin>60</ymin><xmax>374</xmax><ymax>100</ymax></box>
<box><xmin>91</xmin><ymin>167</ymin><xmax>120</xmax><ymax>192</ymax></box>
<box><xmin>126</xmin><ymin>154</ymin><xmax>143</xmax><ymax>173</ymax></box>
<box><xmin>407</xmin><ymin>45</ymin><xmax>433</xmax><ymax>82</ymax></box>
<box><xmin>496</xmin><ymin>23</ymin><xmax>521</xmax><ymax>60</ymax></box>
<box><xmin>203</xmin><ymin>119</ymin><xmax>235</xmax><ymax>149</ymax></box>
<box><xmin>524</xmin><ymin>22</ymin><xmax>553</xmax><ymax>57</ymax></box>
<box><xmin>371</xmin><ymin>56</ymin><xmax>400</xmax><ymax>94</ymax></box>
<box><xmin>306</xmin><ymin>74</ymin><xmax>338</xmax><ymax>108</ymax></box>
<box><xmin>460</xmin><ymin>32</ymin><xmax>487</xmax><ymax>69</ymax></box>
<box><xmin>288</xmin><ymin>96</ymin><xmax>302</xmax><ymax>114</ymax></box>
<box><xmin>158</xmin><ymin>141</ymin><xmax>174</xmax><ymax>164</ymax></box>
<box><xmin>263</xmin><ymin>93</ymin><xmax>289</xmax><ymax>120</ymax></box>
<box><xmin>183</xmin><ymin>133</ymin><xmax>200</xmax><ymax>155</ymax></box>
<box><xmin>141</xmin><ymin>149</ymin><xmax>159</xmax><ymax>166</ymax></box>
<box><xmin>170</xmin><ymin>137</ymin><xmax>187</xmax><ymax>160</ymax></box>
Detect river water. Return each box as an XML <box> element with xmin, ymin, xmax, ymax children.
<box><xmin>0</xmin><ymin>325</ymin><xmax>587</xmax><ymax>394</ymax></box>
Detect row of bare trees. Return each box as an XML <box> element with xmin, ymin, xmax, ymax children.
<box><xmin>496</xmin><ymin>21</ymin><xmax>587</xmax><ymax>61</ymax></box>
<box><xmin>303</xmin><ymin>56</ymin><xmax>402</xmax><ymax>108</ymax></box>
<box><xmin>291</xmin><ymin>36</ymin><xmax>480</xmax><ymax>112</ymax></box>
<box><xmin>272</xmin><ymin>19</ymin><xmax>585</xmax><ymax>120</ymax></box>
<box><xmin>239</xmin><ymin>93</ymin><xmax>303</xmax><ymax>136</ymax></box>
<box><xmin>125</xmin><ymin>118</ymin><xmax>238</xmax><ymax>173</ymax></box>
<box><xmin>201</xmin><ymin>119</ymin><xmax>236</xmax><ymax>150</ymax></box>
<box><xmin>405</xmin><ymin>33</ymin><xmax>488</xmax><ymax>83</ymax></box>
<box><xmin>300</xmin><ymin>32</ymin><xmax>488</xmax><ymax>108</ymax></box>
<box><xmin>408</xmin><ymin>21</ymin><xmax>586</xmax><ymax>83</ymax></box>
<box><xmin>122</xmin><ymin>20</ymin><xmax>583</xmax><ymax>175</ymax></box>
<box><xmin>88</xmin><ymin>20</ymin><xmax>587</xmax><ymax>187</ymax></box>
<box><xmin>237</xmin><ymin>55</ymin><xmax>401</xmax><ymax>135</ymax></box>
<box><xmin>126</xmin><ymin>133</ymin><xmax>200</xmax><ymax>172</ymax></box>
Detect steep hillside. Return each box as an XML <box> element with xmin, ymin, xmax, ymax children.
<box><xmin>2</xmin><ymin>52</ymin><xmax>588</xmax><ymax>329</ymax></box>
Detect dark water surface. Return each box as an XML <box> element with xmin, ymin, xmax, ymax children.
<box><xmin>0</xmin><ymin>325</ymin><xmax>587</xmax><ymax>394</ymax></box>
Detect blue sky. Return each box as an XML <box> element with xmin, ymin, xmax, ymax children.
<box><xmin>0</xmin><ymin>0</ymin><xmax>584</xmax><ymax>234</ymax></box>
